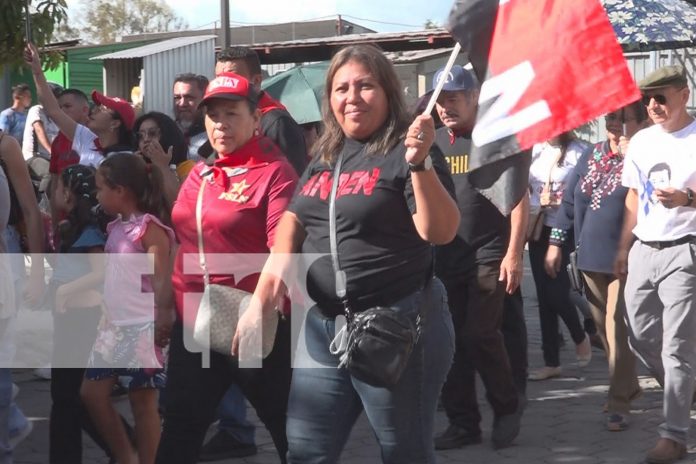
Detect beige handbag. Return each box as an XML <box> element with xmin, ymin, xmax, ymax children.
<box><xmin>526</xmin><ymin>205</ymin><xmax>545</xmax><ymax>242</ymax></box>
<box><xmin>192</xmin><ymin>177</ymin><xmax>278</xmax><ymax>357</ymax></box>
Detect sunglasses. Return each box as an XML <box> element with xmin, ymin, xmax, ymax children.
<box><xmin>641</xmin><ymin>94</ymin><xmax>667</xmax><ymax>106</ymax></box>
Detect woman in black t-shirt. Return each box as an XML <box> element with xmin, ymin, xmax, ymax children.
<box><xmin>231</xmin><ymin>44</ymin><xmax>459</xmax><ymax>463</ymax></box>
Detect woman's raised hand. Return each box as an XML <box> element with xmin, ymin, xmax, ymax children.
<box><xmin>404</xmin><ymin>115</ymin><xmax>435</xmax><ymax>165</ymax></box>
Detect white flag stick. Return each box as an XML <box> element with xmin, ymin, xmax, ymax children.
<box><xmin>422</xmin><ymin>42</ymin><xmax>462</xmax><ymax>115</ymax></box>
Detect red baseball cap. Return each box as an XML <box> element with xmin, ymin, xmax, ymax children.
<box><xmin>91</xmin><ymin>91</ymin><xmax>135</xmax><ymax>131</ymax></box>
<box><xmin>199</xmin><ymin>72</ymin><xmax>258</xmax><ymax>107</ymax></box>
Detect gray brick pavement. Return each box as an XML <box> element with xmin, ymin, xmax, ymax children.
<box><xmin>10</xmin><ymin>269</ymin><xmax>695</xmax><ymax>464</ymax></box>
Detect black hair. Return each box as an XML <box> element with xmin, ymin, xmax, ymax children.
<box><xmin>58</xmin><ymin>164</ymin><xmax>102</xmax><ymax>252</ymax></box>
<box><xmin>98</xmin><ymin>153</ymin><xmax>171</xmax><ymax>226</ymax></box>
<box><xmin>648</xmin><ymin>162</ymin><xmax>671</xmax><ymax>180</ymax></box>
<box><xmin>627</xmin><ymin>99</ymin><xmax>649</xmax><ymax>124</ymax></box>
<box><xmin>217</xmin><ymin>47</ymin><xmax>262</xmax><ymax>76</ymax></box>
<box><xmin>58</xmin><ymin>88</ymin><xmax>89</xmax><ymax>103</ymax></box>
<box><xmin>133</xmin><ymin>111</ymin><xmax>188</xmax><ymax>166</ymax></box>
<box><xmin>173</xmin><ymin>73</ymin><xmax>209</xmax><ymax>94</ymax></box>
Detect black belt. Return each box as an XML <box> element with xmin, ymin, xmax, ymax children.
<box><xmin>641</xmin><ymin>235</ymin><xmax>695</xmax><ymax>250</ymax></box>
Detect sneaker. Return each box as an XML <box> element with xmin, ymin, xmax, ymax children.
<box><xmin>198</xmin><ymin>430</ymin><xmax>257</xmax><ymax>461</ymax></box>
<box><xmin>33</xmin><ymin>366</ymin><xmax>51</xmax><ymax>380</ymax></box>
<box><xmin>645</xmin><ymin>437</ymin><xmax>686</xmax><ymax>464</ymax></box>
<box><xmin>434</xmin><ymin>424</ymin><xmax>482</xmax><ymax>450</ymax></box>
<box><xmin>9</xmin><ymin>420</ymin><xmax>33</xmax><ymax>449</ymax></box>
<box><xmin>606</xmin><ymin>413</ymin><xmax>628</xmax><ymax>432</ymax></box>
<box><xmin>528</xmin><ymin>366</ymin><xmax>561</xmax><ymax>381</ymax></box>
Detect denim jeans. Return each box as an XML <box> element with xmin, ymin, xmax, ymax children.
<box><xmin>2</xmin><ymin>226</ymin><xmax>27</xmax><ymax>455</ymax></box>
<box><xmin>216</xmin><ymin>383</ymin><xmax>256</xmax><ymax>444</ymax></box>
<box><xmin>286</xmin><ymin>278</ymin><xmax>454</xmax><ymax>464</ymax></box>
<box><xmin>0</xmin><ymin>368</ymin><xmax>11</xmax><ymax>464</ymax></box>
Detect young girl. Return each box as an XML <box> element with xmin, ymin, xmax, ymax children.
<box><xmin>49</xmin><ymin>164</ymin><xmax>117</xmax><ymax>463</ymax></box>
<box><xmin>81</xmin><ymin>153</ymin><xmax>175</xmax><ymax>464</ymax></box>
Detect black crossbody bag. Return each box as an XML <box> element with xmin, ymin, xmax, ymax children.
<box><xmin>567</xmin><ymin>245</ymin><xmax>584</xmax><ymax>294</ymax></box>
<box><xmin>327</xmin><ymin>150</ymin><xmax>421</xmax><ymax>388</ymax></box>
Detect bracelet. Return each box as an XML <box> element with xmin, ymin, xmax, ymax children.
<box><xmin>549</xmin><ymin>228</ymin><xmax>568</xmax><ymax>246</ymax></box>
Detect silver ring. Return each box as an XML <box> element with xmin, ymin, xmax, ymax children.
<box><xmin>416</xmin><ymin>131</ymin><xmax>424</xmax><ymax>141</ymax></box>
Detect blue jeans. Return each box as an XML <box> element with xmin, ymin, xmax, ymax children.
<box><xmin>216</xmin><ymin>384</ymin><xmax>256</xmax><ymax>444</ymax></box>
<box><xmin>0</xmin><ymin>368</ymin><xmax>11</xmax><ymax>464</ymax></box>
<box><xmin>286</xmin><ymin>278</ymin><xmax>455</xmax><ymax>464</ymax></box>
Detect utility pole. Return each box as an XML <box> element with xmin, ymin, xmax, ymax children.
<box><xmin>220</xmin><ymin>0</ymin><xmax>230</xmax><ymax>50</ymax></box>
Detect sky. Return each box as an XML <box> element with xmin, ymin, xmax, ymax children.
<box><xmin>65</xmin><ymin>0</ymin><xmax>455</xmax><ymax>33</ymax></box>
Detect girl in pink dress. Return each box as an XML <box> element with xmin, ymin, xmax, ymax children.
<box><xmin>81</xmin><ymin>153</ymin><xmax>176</xmax><ymax>464</ymax></box>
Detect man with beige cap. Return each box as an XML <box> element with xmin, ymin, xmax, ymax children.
<box><xmin>615</xmin><ymin>64</ymin><xmax>696</xmax><ymax>464</ymax></box>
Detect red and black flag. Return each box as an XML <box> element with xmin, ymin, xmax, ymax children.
<box><xmin>447</xmin><ymin>0</ymin><xmax>640</xmax><ymax>214</ymax></box>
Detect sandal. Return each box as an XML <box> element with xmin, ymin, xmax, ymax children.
<box><xmin>528</xmin><ymin>366</ymin><xmax>561</xmax><ymax>381</ymax></box>
<box><xmin>606</xmin><ymin>413</ymin><xmax>628</xmax><ymax>431</ymax></box>
<box><xmin>576</xmin><ymin>334</ymin><xmax>592</xmax><ymax>367</ymax></box>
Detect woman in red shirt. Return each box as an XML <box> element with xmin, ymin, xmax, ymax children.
<box><xmin>155</xmin><ymin>73</ymin><xmax>298</xmax><ymax>463</ymax></box>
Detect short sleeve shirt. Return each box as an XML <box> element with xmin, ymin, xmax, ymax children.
<box><xmin>72</xmin><ymin>124</ymin><xmax>104</xmax><ymax>167</ymax></box>
<box><xmin>0</xmin><ymin>108</ymin><xmax>27</xmax><ymax>143</ymax></box>
<box><xmin>289</xmin><ymin>138</ymin><xmax>451</xmax><ymax>314</ymax></box>
<box><xmin>22</xmin><ymin>105</ymin><xmax>58</xmax><ymax>160</ymax></box>
<box><xmin>529</xmin><ymin>140</ymin><xmax>588</xmax><ymax>226</ymax></box>
<box><xmin>622</xmin><ymin>119</ymin><xmax>696</xmax><ymax>241</ymax></box>
<box><xmin>49</xmin><ymin>132</ymin><xmax>80</xmax><ymax>175</ymax></box>
<box><xmin>171</xmin><ymin>136</ymin><xmax>298</xmax><ymax>323</ymax></box>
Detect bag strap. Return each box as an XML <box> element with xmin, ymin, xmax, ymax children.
<box><xmin>328</xmin><ymin>151</ymin><xmax>347</xmax><ymax>304</ymax></box>
<box><xmin>544</xmin><ymin>147</ymin><xmax>564</xmax><ymax>192</ymax></box>
<box><xmin>196</xmin><ymin>174</ymin><xmax>210</xmax><ymax>286</ymax></box>
<box><xmin>327</xmin><ymin>149</ymin><xmax>425</xmax><ymax>336</ymax></box>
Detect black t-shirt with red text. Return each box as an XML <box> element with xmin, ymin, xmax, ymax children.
<box><xmin>289</xmin><ymin>137</ymin><xmax>453</xmax><ymax>315</ymax></box>
<box><xmin>434</xmin><ymin>127</ymin><xmax>510</xmax><ymax>281</ymax></box>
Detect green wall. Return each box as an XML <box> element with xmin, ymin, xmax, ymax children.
<box><xmin>7</xmin><ymin>39</ymin><xmax>154</xmax><ymax>102</ymax></box>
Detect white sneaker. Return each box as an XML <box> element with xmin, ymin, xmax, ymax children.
<box><xmin>9</xmin><ymin>420</ymin><xmax>33</xmax><ymax>449</ymax></box>
<box><xmin>33</xmin><ymin>366</ymin><xmax>51</xmax><ymax>380</ymax></box>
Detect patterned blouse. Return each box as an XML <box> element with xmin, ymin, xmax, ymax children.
<box><xmin>579</xmin><ymin>141</ymin><xmax>624</xmax><ymax>211</ymax></box>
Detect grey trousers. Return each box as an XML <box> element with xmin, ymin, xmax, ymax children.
<box><xmin>624</xmin><ymin>240</ymin><xmax>696</xmax><ymax>445</ymax></box>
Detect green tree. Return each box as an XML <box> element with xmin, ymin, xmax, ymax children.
<box><xmin>424</xmin><ymin>19</ymin><xmax>440</xmax><ymax>29</ymax></box>
<box><xmin>0</xmin><ymin>0</ymin><xmax>68</xmax><ymax>70</ymax></box>
<box><xmin>71</xmin><ymin>0</ymin><xmax>187</xmax><ymax>44</ymax></box>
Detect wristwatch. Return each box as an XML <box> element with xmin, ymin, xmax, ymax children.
<box><xmin>408</xmin><ymin>155</ymin><xmax>433</xmax><ymax>172</ymax></box>
<box><xmin>686</xmin><ymin>188</ymin><xmax>694</xmax><ymax>207</ymax></box>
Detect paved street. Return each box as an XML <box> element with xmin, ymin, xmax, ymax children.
<box><xmin>10</xmin><ymin>262</ymin><xmax>693</xmax><ymax>464</ymax></box>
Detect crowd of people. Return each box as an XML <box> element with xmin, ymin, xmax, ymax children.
<box><xmin>0</xmin><ymin>39</ymin><xmax>694</xmax><ymax>464</ymax></box>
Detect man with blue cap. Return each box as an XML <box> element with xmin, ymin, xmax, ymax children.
<box><xmin>432</xmin><ymin>64</ymin><xmax>528</xmax><ymax>450</ymax></box>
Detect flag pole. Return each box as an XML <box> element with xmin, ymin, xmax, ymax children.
<box><xmin>25</xmin><ymin>0</ymin><xmax>32</xmax><ymax>43</ymax></box>
<box><xmin>422</xmin><ymin>42</ymin><xmax>462</xmax><ymax>115</ymax></box>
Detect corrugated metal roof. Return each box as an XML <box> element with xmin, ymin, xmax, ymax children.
<box><xmin>387</xmin><ymin>48</ymin><xmax>453</xmax><ymax>63</ymax></box>
<box><xmin>243</xmin><ymin>28</ymin><xmax>456</xmax><ymax>64</ymax></box>
<box><xmin>90</xmin><ymin>35</ymin><xmax>217</xmax><ymax>60</ymax></box>
<box><xmin>243</xmin><ymin>28</ymin><xmax>451</xmax><ymax>49</ymax></box>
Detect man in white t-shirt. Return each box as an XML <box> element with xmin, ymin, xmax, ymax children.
<box><xmin>22</xmin><ymin>104</ymin><xmax>59</xmax><ymax>161</ymax></box>
<box><xmin>615</xmin><ymin>65</ymin><xmax>696</xmax><ymax>464</ymax></box>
